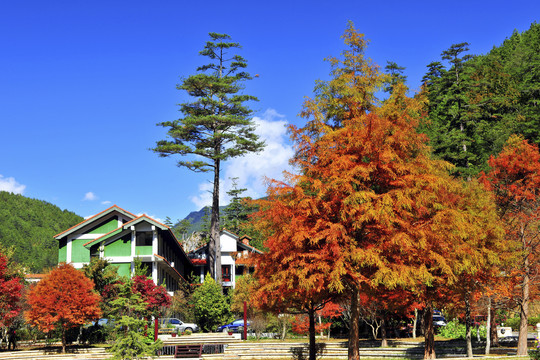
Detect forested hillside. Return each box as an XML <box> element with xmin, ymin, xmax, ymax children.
<box><xmin>0</xmin><ymin>191</ymin><xmax>83</xmax><ymax>273</ymax></box>
<box><xmin>421</xmin><ymin>22</ymin><xmax>540</xmax><ymax>178</ymax></box>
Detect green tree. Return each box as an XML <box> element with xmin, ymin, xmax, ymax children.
<box><xmin>164</xmin><ymin>217</ymin><xmax>192</xmax><ymax>242</ymax></box>
<box><xmin>153</xmin><ymin>33</ymin><xmax>265</xmax><ymax>285</ymax></box>
<box><xmin>423</xmin><ymin>43</ymin><xmax>477</xmax><ymax>178</ymax></box>
<box><xmin>190</xmin><ymin>275</ymin><xmax>233</xmax><ymax>332</ymax></box>
<box><xmin>108</xmin><ymin>281</ymin><xmax>162</xmax><ymax>360</ymax></box>
<box><xmin>82</xmin><ymin>258</ymin><xmax>119</xmax><ymax>295</ymax></box>
<box><xmin>493</xmin><ymin>23</ymin><xmax>540</xmax><ymax>144</ymax></box>
<box><xmin>222</xmin><ymin>177</ymin><xmax>250</xmax><ymax>234</ymax></box>
<box><xmin>383</xmin><ymin>61</ymin><xmax>407</xmax><ymax>93</ymax></box>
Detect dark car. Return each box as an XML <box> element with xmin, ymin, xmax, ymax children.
<box><xmin>216</xmin><ymin>319</ymin><xmax>250</xmax><ymax>333</ymax></box>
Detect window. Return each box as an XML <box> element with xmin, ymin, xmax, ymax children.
<box><xmin>136</xmin><ymin>232</ymin><xmax>153</xmax><ymax>246</ymax></box>
<box><xmin>90</xmin><ymin>245</ymin><xmax>99</xmax><ymax>259</ymax></box>
<box><xmin>222</xmin><ymin>265</ymin><xmax>232</xmax><ymax>282</ymax></box>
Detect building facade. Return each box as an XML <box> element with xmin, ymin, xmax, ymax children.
<box><xmin>55</xmin><ymin>205</ymin><xmax>193</xmax><ymax>294</ymax></box>
<box><xmin>188</xmin><ymin>230</ymin><xmax>262</xmax><ymax>290</ymax></box>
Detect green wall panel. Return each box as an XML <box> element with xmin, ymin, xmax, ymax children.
<box><xmin>135</xmin><ymin>246</ymin><xmax>152</xmax><ymax>256</ymax></box>
<box><xmin>88</xmin><ymin>217</ymin><xmax>119</xmax><ymax>234</ymax></box>
<box><xmin>116</xmin><ymin>263</ymin><xmax>131</xmax><ymax>278</ymax></box>
<box><xmin>104</xmin><ymin>235</ymin><xmax>131</xmax><ymax>257</ymax></box>
<box><xmin>71</xmin><ymin>239</ymin><xmax>90</xmax><ymax>263</ymax></box>
<box><xmin>58</xmin><ymin>238</ymin><xmax>67</xmax><ymax>263</ymax></box>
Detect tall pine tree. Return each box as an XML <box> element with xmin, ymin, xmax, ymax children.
<box><xmin>153</xmin><ymin>33</ymin><xmax>265</xmax><ymax>285</ymax></box>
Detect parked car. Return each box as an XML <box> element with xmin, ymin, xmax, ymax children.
<box><xmin>216</xmin><ymin>319</ymin><xmax>250</xmax><ymax>333</ymax></box>
<box><xmin>433</xmin><ymin>315</ymin><xmax>447</xmax><ymax>327</ymax></box>
<box><xmin>160</xmin><ymin>318</ymin><xmax>199</xmax><ymax>332</ymax></box>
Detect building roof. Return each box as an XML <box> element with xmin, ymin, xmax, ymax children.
<box><xmin>54</xmin><ymin>205</ymin><xmax>136</xmax><ymax>240</ymax></box>
<box><xmin>83</xmin><ymin>214</ymin><xmax>170</xmax><ymax>248</ymax></box>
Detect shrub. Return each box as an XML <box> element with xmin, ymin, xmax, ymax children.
<box><xmin>190</xmin><ymin>276</ymin><xmax>233</xmax><ymax>332</ymax></box>
<box><xmin>504</xmin><ymin>316</ymin><xmax>540</xmax><ymax>330</ymax></box>
<box><xmin>437</xmin><ymin>318</ymin><xmax>486</xmax><ymax>340</ymax></box>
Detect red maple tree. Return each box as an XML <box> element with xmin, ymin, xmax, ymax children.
<box><xmin>131</xmin><ymin>275</ymin><xmax>171</xmax><ymax>317</ymax></box>
<box><xmin>25</xmin><ymin>263</ymin><xmax>101</xmax><ymax>353</ymax></box>
<box><xmin>0</xmin><ymin>251</ymin><xmax>23</xmax><ymax>329</ymax></box>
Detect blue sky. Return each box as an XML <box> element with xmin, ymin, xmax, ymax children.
<box><xmin>1</xmin><ymin>0</ymin><xmax>539</xmax><ymax>221</ymax></box>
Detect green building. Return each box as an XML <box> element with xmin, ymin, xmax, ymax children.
<box><xmin>55</xmin><ymin>205</ymin><xmax>193</xmax><ymax>294</ymax></box>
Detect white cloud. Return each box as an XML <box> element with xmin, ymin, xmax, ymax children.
<box><xmin>190</xmin><ymin>181</ymin><xmax>214</xmax><ymax>209</ymax></box>
<box><xmin>101</xmin><ymin>200</ymin><xmax>112</xmax><ymax>205</ymax></box>
<box><xmin>83</xmin><ymin>192</ymin><xmax>98</xmax><ymax>201</ymax></box>
<box><xmin>0</xmin><ymin>175</ymin><xmax>26</xmax><ymax>194</ymax></box>
<box><xmin>190</xmin><ymin>108</ymin><xmax>295</xmax><ymax>208</ymax></box>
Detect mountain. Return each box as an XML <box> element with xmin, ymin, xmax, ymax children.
<box><xmin>181</xmin><ymin>206</ymin><xmax>226</xmax><ymax>234</ymax></box>
<box><xmin>0</xmin><ymin>191</ymin><xmax>83</xmax><ymax>273</ymax></box>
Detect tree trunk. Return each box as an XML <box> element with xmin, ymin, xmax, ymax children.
<box><xmin>348</xmin><ymin>285</ymin><xmax>360</xmax><ymax>360</ymax></box>
<box><xmin>465</xmin><ymin>296</ymin><xmax>473</xmax><ymax>358</ymax></box>
<box><xmin>211</xmin><ymin>157</ymin><xmax>222</xmax><ymax>292</ymax></box>
<box><xmin>413</xmin><ymin>308</ymin><xmax>418</xmax><ymax>339</ymax></box>
<box><xmin>485</xmin><ymin>297</ymin><xmax>491</xmax><ymax>355</ymax></box>
<box><xmin>517</xmin><ymin>256</ymin><xmax>530</xmax><ymax>355</ymax></box>
<box><xmin>381</xmin><ymin>317</ymin><xmax>388</xmax><ymax>347</ymax></box>
<box><xmin>423</xmin><ymin>303</ymin><xmax>436</xmax><ymax>359</ymax></box>
<box><xmin>62</xmin><ymin>326</ymin><xmax>66</xmax><ymax>354</ymax></box>
<box><xmin>490</xmin><ymin>313</ymin><xmax>499</xmax><ymax>347</ymax></box>
<box><xmin>308</xmin><ymin>305</ymin><xmax>317</xmax><ymax>360</ymax></box>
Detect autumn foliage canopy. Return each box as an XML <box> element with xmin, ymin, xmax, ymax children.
<box><xmin>480</xmin><ymin>134</ymin><xmax>540</xmax><ymax>355</ymax></box>
<box><xmin>25</xmin><ymin>263</ymin><xmax>101</xmax><ymax>351</ymax></box>
<box><xmin>0</xmin><ymin>251</ymin><xmax>23</xmax><ymax>328</ymax></box>
<box><xmin>252</xmin><ymin>23</ymin><xmax>503</xmax><ymax>360</ymax></box>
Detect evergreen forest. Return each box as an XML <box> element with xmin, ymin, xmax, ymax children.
<box><xmin>0</xmin><ymin>191</ymin><xmax>83</xmax><ymax>273</ymax></box>
<box><xmin>421</xmin><ymin>22</ymin><xmax>540</xmax><ymax>178</ymax></box>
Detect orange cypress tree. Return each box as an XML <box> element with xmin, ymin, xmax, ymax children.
<box><xmin>26</xmin><ymin>263</ymin><xmax>101</xmax><ymax>353</ymax></box>
<box><xmin>480</xmin><ymin>134</ymin><xmax>540</xmax><ymax>355</ymax></box>
<box><xmin>253</xmin><ymin>22</ymin><xmax>503</xmax><ymax>360</ymax></box>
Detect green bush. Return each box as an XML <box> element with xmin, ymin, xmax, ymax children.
<box><xmin>438</xmin><ymin>318</ymin><xmax>486</xmax><ymax>340</ymax></box>
<box><xmin>190</xmin><ymin>276</ymin><xmax>233</xmax><ymax>332</ymax></box>
<box><xmin>504</xmin><ymin>316</ymin><xmax>540</xmax><ymax>330</ymax></box>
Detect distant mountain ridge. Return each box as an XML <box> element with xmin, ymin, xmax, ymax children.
<box><xmin>182</xmin><ymin>206</ymin><xmax>226</xmax><ymax>234</ymax></box>
<box><xmin>0</xmin><ymin>191</ymin><xmax>83</xmax><ymax>273</ymax></box>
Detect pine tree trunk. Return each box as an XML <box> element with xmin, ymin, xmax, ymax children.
<box><xmin>423</xmin><ymin>303</ymin><xmax>436</xmax><ymax>360</ymax></box>
<box><xmin>348</xmin><ymin>285</ymin><xmax>360</xmax><ymax>360</ymax></box>
<box><xmin>465</xmin><ymin>296</ymin><xmax>473</xmax><ymax>358</ymax></box>
<box><xmin>212</xmin><ymin>157</ymin><xmax>222</xmax><ymax>291</ymax></box>
<box><xmin>309</xmin><ymin>305</ymin><xmax>317</xmax><ymax>360</ymax></box>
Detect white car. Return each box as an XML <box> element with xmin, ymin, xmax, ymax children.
<box><xmin>160</xmin><ymin>318</ymin><xmax>199</xmax><ymax>332</ymax></box>
<box><xmin>433</xmin><ymin>315</ymin><xmax>447</xmax><ymax>327</ymax></box>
